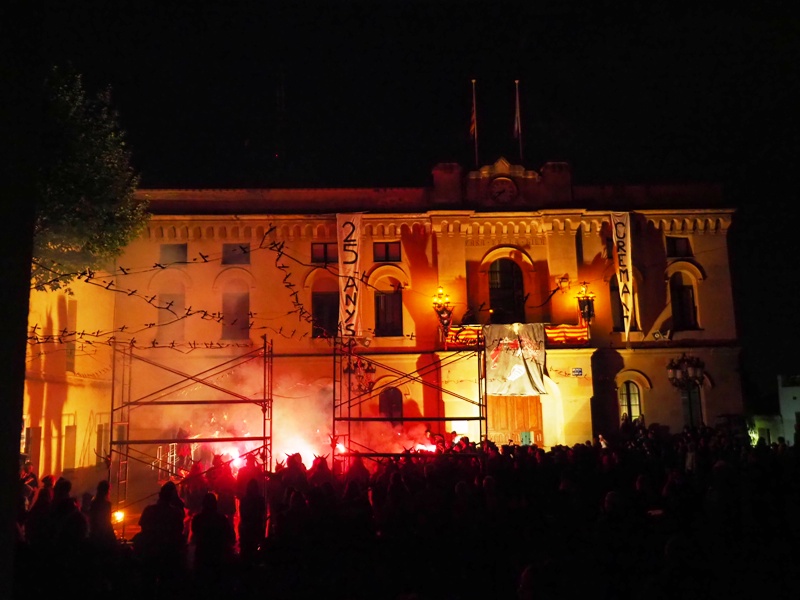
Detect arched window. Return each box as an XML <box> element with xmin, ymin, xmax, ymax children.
<box><xmin>618</xmin><ymin>381</ymin><xmax>641</xmax><ymax>420</ymax></box>
<box><xmin>379</xmin><ymin>386</ymin><xmax>403</xmax><ymax>426</ymax></box>
<box><xmin>669</xmin><ymin>271</ymin><xmax>698</xmax><ymax>330</ymax></box>
<box><xmin>489</xmin><ymin>258</ymin><xmax>525</xmax><ymax>324</ymax></box>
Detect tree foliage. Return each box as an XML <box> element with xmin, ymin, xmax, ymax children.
<box><xmin>31</xmin><ymin>65</ymin><xmax>149</xmax><ymax>292</ymax></box>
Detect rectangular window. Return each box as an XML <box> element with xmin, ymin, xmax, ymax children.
<box><xmin>375</xmin><ymin>290</ymin><xmax>403</xmax><ymax>337</ymax></box>
<box><xmin>373</xmin><ymin>241</ymin><xmax>401</xmax><ymax>262</ymax></box>
<box><xmin>666</xmin><ymin>236</ymin><xmax>692</xmax><ymax>258</ymax></box>
<box><xmin>160</xmin><ymin>243</ymin><xmax>188</xmax><ymax>265</ymax></box>
<box><xmin>311</xmin><ymin>242</ymin><xmax>338</xmax><ymax>265</ymax></box>
<box><xmin>222</xmin><ymin>291</ymin><xmax>250</xmax><ymax>339</ymax></box>
<box><xmin>312</xmin><ymin>292</ymin><xmax>339</xmax><ymax>338</ymax></box>
<box><xmin>222</xmin><ymin>243</ymin><xmax>251</xmax><ymax>265</ymax></box>
<box><xmin>158</xmin><ymin>293</ymin><xmax>186</xmax><ymax>342</ymax></box>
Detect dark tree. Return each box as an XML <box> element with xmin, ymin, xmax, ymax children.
<box><xmin>31</xmin><ymin>65</ymin><xmax>148</xmax><ymax>292</ymax></box>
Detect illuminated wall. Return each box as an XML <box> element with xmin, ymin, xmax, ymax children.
<box><xmin>23</xmin><ymin>159</ymin><xmax>745</xmax><ymax>493</ymax></box>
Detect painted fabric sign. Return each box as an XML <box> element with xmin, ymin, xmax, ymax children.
<box><xmin>337</xmin><ymin>213</ymin><xmax>363</xmax><ymax>337</ymax></box>
<box><xmin>612</xmin><ymin>212</ymin><xmax>633</xmax><ymax>341</ymax></box>
<box><xmin>484</xmin><ymin>323</ymin><xmax>546</xmax><ymax>395</ymax></box>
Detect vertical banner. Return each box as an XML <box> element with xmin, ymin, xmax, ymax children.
<box><xmin>611</xmin><ymin>212</ymin><xmax>633</xmax><ymax>341</ymax></box>
<box><xmin>337</xmin><ymin>213</ymin><xmax>363</xmax><ymax>338</ymax></box>
<box><xmin>484</xmin><ymin>323</ymin><xmax>547</xmax><ymax>395</ymax></box>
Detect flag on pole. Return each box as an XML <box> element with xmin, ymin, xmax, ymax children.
<box><xmin>514</xmin><ymin>80</ymin><xmax>523</xmax><ymax>162</ymax></box>
<box><xmin>470</xmin><ymin>103</ymin><xmax>477</xmax><ymax>138</ymax></box>
<box><xmin>470</xmin><ymin>79</ymin><xmax>479</xmax><ymax>167</ymax></box>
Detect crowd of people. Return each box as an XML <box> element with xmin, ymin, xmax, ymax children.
<box><xmin>13</xmin><ymin>421</ymin><xmax>800</xmax><ymax>599</ymax></box>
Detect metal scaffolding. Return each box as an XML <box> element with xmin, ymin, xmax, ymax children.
<box><xmin>331</xmin><ymin>328</ymin><xmax>487</xmax><ymax>475</ymax></box>
<box><xmin>109</xmin><ymin>336</ymin><xmax>273</xmax><ymax>529</ymax></box>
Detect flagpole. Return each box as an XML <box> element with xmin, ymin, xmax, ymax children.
<box><xmin>471</xmin><ymin>79</ymin><xmax>479</xmax><ymax>168</ymax></box>
<box><xmin>514</xmin><ymin>79</ymin><xmax>523</xmax><ymax>163</ymax></box>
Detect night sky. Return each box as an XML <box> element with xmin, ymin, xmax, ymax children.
<box><xmin>33</xmin><ymin>1</ymin><xmax>800</xmax><ymax>410</ymax></box>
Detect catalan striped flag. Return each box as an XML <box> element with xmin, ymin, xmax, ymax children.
<box><xmin>544</xmin><ymin>324</ymin><xmax>589</xmax><ymax>345</ymax></box>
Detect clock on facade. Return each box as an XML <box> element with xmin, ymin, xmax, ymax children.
<box><xmin>488</xmin><ymin>176</ymin><xmax>518</xmax><ymax>203</ymax></box>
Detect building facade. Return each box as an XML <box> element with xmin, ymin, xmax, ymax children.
<box><xmin>24</xmin><ymin>158</ymin><xmax>744</xmax><ymax>488</ymax></box>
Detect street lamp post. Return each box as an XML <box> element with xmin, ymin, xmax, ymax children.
<box><xmin>666</xmin><ymin>353</ymin><xmax>705</xmax><ymax>427</ymax></box>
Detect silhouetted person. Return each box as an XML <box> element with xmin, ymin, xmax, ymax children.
<box><xmin>376</xmin><ymin>471</ymin><xmax>413</xmax><ymax>545</ymax></box>
<box><xmin>237</xmin><ymin>477</ymin><xmax>266</xmax><ymax>566</ymax></box>
<box><xmin>135</xmin><ymin>480</ymin><xmax>187</xmax><ymax>591</ymax></box>
<box><xmin>236</xmin><ymin>453</ymin><xmax>263</xmax><ymax>499</ymax></box>
<box><xmin>278</xmin><ymin>488</ymin><xmax>312</xmax><ymax>545</ymax></box>
<box><xmin>85</xmin><ymin>479</ymin><xmax>122</xmax><ymax>590</ymax></box>
<box><xmin>51</xmin><ymin>477</ymin><xmax>89</xmax><ymax>544</ymax></box>
<box><xmin>190</xmin><ymin>491</ymin><xmax>236</xmax><ymax>592</ymax></box>
<box><xmin>19</xmin><ymin>461</ymin><xmax>38</xmax><ymax>507</ymax></box>
<box><xmin>308</xmin><ymin>454</ymin><xmax>335</xmax><ymax>489</ymax></box>
<box><xmin>49</xmin><ymin>477</ymin><xmax>89</xmax><ymax>576</ymax></box>
<box><xmin>181</xmin><ymin>461</ymin><xmax>209</xmax><ymax>518</ymax></box>
<box><xmin>212</xmin><ymin>461</ymin><xmax>238</xmax><ymax>529</ymax></box>
<box><xmin>339</xmin><ymin>478</ymin><xmax>375</xmax><ymax>546</ymax></box>
<box><xmin>23</xmin><ymin>474</ymin><xmax>54</xmax><ymax>552</ymax></box>
<box><xmin>344</xmin><ymin>452</ymin><xmax>371</xmax><ymax>491</ymax></box>
<box><xmin>282</xmin><ymin>452</ymin><xmax>309</xmax><ymax>494</ymax></box>
<box><xmin>88</xmin><ymin>480</ymin><xmax>116</xmax><ymax>550</ymax></box>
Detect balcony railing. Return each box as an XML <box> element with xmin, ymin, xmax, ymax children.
<box><xmin>444</xmin><ymin>323</ymin><xmax>589</xmax><ymax>348</ymax></box>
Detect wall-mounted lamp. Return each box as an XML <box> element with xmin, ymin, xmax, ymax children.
<box><xmin>666</xmin><ymin>353</ymin><xmax>704</xmax><ymax>389</ymax></box>
<box><xmin>557</xmin><ymin>276</ymin><xmax>570</xmax><ymax>294</ymax></box>
<box><xmin>576</xmin><ymin>282</ymin><xmax>596</xmax><ymax>325</ymax></box>
<box><xmin>432</xmin><ymin>285</ymin><xmax>454</xmax><ymax>340</ymax></box>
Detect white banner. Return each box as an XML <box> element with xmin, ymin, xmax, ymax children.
<box><xmin>484</xmin><ymin>323</ymin><xmax>547</xmax><ymax>395</ymax></box>
<box><xmin>611</xmin><ymin>212</ymin><xmax>633</xmax><ymax>341</ymax></box>
<box><xmin>337</xmin><ymin>214</ymin><xmax>363</xmax><ymax>337</ymax></box>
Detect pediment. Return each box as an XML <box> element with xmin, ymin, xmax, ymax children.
<box><xmin>477</xmin><ymin>157</ymin><xmax>529</xmax><ymax>179</ymax></box>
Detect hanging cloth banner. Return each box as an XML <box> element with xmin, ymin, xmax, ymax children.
<box><xmin>611</xmin><ymin>212</ymin><xmax>633</xmax><ymax>341</ymax></box>
<box><xmin>483</xmin><ymin>323</ymin><xmax>547</xmax><ymax>395</ymax></box>
<box><xmin>337</xmin><ymin>213</ymin><xmax>363</xmax><ymax>337</ymax></box>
